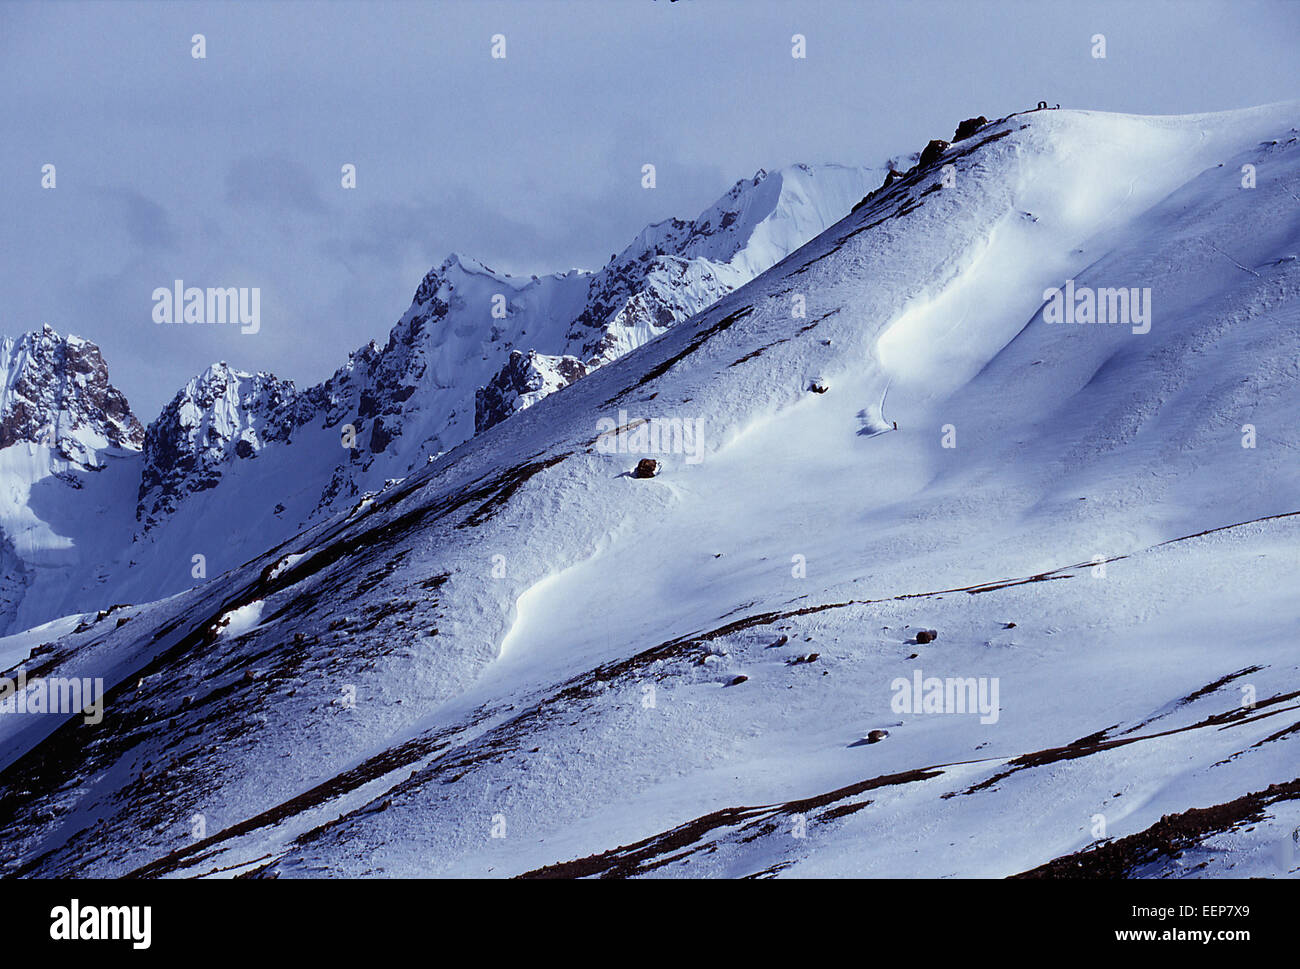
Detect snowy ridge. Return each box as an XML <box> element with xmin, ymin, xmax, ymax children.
<box><xmin>575</xmin><ymin>164</ymin><xmax>880</xmax><ymax>364</ymax></box>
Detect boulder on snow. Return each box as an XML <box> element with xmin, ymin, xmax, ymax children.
<box><xmin>915</xmin><ymin>629</ymin><xmax>937</xmax><ymax>644</ymax></box>
<box><xmin>918</xmin><ymin>139</ymin><xmax>950</xmax><ymax>168</ymax></box>
<box><xmin>954</xmin><ymin>116</ymin><xmax>988</xmax><ymax>141</ymax></box>
<box><xmin>866</xmin><ymin>729</ymin><xmax>890</xmax><ymax>744</ymax></box>
<box><xmin>632</xmin><ymin>458</ymin><xmax>660</xmax><ymax>479</ymax></box>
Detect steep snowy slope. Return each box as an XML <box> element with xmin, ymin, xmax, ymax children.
<box><xmin>1</xmin><ymin>105</ymin><xmax>1297</xmax><ymax>880</ymax></box>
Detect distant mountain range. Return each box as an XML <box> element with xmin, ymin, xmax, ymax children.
<box><xmin>0</xmin><ymin>163</ymin><xmax>879</xmax><ymax>634</ymax></box>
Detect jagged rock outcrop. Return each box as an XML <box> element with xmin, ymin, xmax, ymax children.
<box><xmin>0</xmin><ymin>326</ymin><xmax>144</xmax><ymax>634</ymax></box>
<box><xmin>0</xmin><ymin>324</ymin><xmax>143</xmax><ymax>468</ymax></box>
<box><xmin>954</xmin><ymin>116</ymin><xmax>988</xmax><ymax>141</ymax></box>
<box><xmin>854</xmin><ymin>121</ymin><xmax>993</xmax><ymax>214</ymax></box>
<box><xmin>476</xmin><ymin>350</ymin><xmax>588</xmax><ymax>433</ymax></box>
<box><xmin>136</xmin><ymin>363</ymin><xmax>307</xmax><ymax>529</ymax></box>
<box><xmin>918</xmin><ymin>139</ymin><xmax>951</xmax><ymax>168</ymax></box>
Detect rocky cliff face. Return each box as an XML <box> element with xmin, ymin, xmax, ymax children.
<box><xmin>136</xmin><ymin>363</ymin><xmax>307</xmax><ymax>529</ymax></box>
<box><xmin>0</xmin><ymin>325</ymin><xmax>145</xmax><ymax>635</ymax></box>
<box><xmin>475</xmin><ymin>350</ymin><xmax>588</xmax><ymax>433</ymax></box>
<box><xmin>0</xmin><ymin>324</ymin><xmax>143</xmax><ymax>468</ymax></box>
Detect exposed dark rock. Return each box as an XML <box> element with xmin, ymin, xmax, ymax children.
<box><xmin>632</xmin><ymin>458</ymin><xmax>661</xmax><ymax>479</ymax></box>
<box><xmin>475</xmin><ymin>350</ymin><xmax>588</xmax><ymax>434</ymax></box>
<box><xmin>954</xmin><ymin>116</ymin><xmax>988</xmax><ymax>141</ymax></box>
<box><xmin>918</xmin><ymin>139</ymin><xmax>951</xmax><ymax>168</ymax></box>
<box><xmin>369</xmin><ymin>417</ymin><xmax>396</xmax><ymax>454</ymax></box>
<box><xmin>0</xmin><ymin>325</ymin><xmax>144</xmax><ymax>468</ymax></box>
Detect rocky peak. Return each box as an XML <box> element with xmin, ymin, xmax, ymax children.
<box><xmin>0</xmin><ymin>324</ymin><xmax>144</xmax><ymax>468</ymax></box>
<box><xmin>567</xmin><ymin>164</ymin><xmax>880</xmax><ymax>365</ymax></box>
<box><xmin>136</xmin><ymin>362</ymin><xmax>305</xmax><ymax>529</ymax></box>
<box><xmin>127</xmin><ymin>163</ymin><xmax>882</xmax><ymax>530</ymax></box>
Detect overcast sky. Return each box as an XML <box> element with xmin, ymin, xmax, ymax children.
<box><xmin>2</xmin><ymin>0</ymin><xmax>1297</xmax><ymax>418</ymax></box>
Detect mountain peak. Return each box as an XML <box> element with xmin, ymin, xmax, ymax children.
<box><xmin>137</xmin><ymin>364</ymin><xmax>302</xmax><ymax>530</ymax></box>
<box><xmin>618</xmin><ymin>162</ymin><xmax>881</xmax><ymax>279</ymax></box>
<box><xmin>411</xmin><ymin>252</ymin><xmax>522</xmax><ymax>309</ymax></box>
<box><xmin>0</xmin><ymin>325</ymin><xmax>143</xmax><ymax>466</ymax></box>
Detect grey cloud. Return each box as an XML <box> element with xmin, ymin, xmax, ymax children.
<box><xmin>225</xmin><ymin>156</ymin><xmax>328</xmax><ymax>214</ymax></box>
<box><xmin>92</xmin><ymin>188</ymin><xmax>178</xmax><ymax>250</ymax></box>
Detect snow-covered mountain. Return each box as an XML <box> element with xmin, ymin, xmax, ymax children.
<box><xmin>1</xmin><ymin>105</ymin><xmax>1298</xmax><ymax>880</ymax></box>
<box><xmin>0</xmin><ymin>163</ymin><xmax>879</xmax><ymax>635</ymax></box>
<box><xmin>137</xmin><ymin>363</ymin><xmax>307</xmax><ymax>531</ymax></box>
<box><xmin>0</xmin><ymin>325</ymin><xmax>143</xmax><ymax>466</ymax></box>
<box><xmin>277</xmin><ymin>162</ymin><xmax>881</xmax><ymax>498</ymax></box>
<box><xmin>0</xmin><ymin>326</ymin><xmax>144</xmax><ymax>634</ymax></box>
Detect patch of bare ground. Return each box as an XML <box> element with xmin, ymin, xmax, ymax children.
<box><xmin>517</xmin><ymin>768</ymin><xmax>941</xmax><ymax>879</ymax></box>
<box><xmin>1012</xmin><ymin>778</ymin><xmax>1300</xmax><ymax>878</ymax></box>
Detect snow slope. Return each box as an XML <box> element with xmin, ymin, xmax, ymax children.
<box><xmin>0</xmin><ymin>105</ymin><xmax>1297</xmax><ymax>879</ymax></box>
